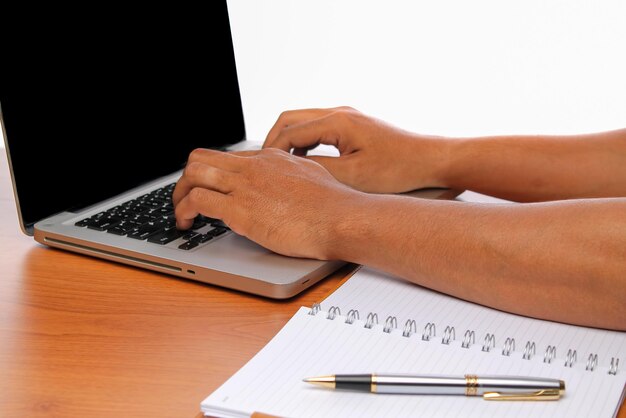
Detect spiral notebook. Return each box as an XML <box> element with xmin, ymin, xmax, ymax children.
<box><xmin>201</xmin><ymin>267</ymin><xmax>626</xmax><ymax>418</ymax></box>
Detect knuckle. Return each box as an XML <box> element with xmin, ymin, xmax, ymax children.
<box><xmin>213</xmin><ymin>169</ymin><xmax>227</xmax><ymax>185</ymax></box>
<box><xmin>263</xmin><ymin>147</ymin><xmax>283</xmax><ymax>156</ymax></box>
<box><xmin>189</xmin><ymin>148</ymin><xmax>203</xmax><ymax>159</ymax></box>
<box><xmin>278</xmin><ymin>110</ymin><xmax>294</xmax><ymax>121</ymax></box>
<box><xmin>332</xmin><ymin>108</ymin><xmax>350</xmax><ymax>121</ymax></box>
<box><xmin>337</xmin><ymin>108</ymin><xmax>359</xmax><ymax>127</ymax></box>
<box><xmin>256</xmin><ymin>148</ymin><xmax>281</xmax><ymax>164</ymax></box>
<box><xmin>183</xmin><ymin>161</ymin><xmax>201</xmax><ymax>177</ymax></box>
<box><xmin>188</xmin><ymin>148</ymin><xmax>209</xmax><ymax>162</ymax></box>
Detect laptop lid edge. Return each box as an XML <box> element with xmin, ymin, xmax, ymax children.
<box><xmin>1</xmin><ymin>102</ymin><xmax>33</xmax><ymax>236</ymax></box>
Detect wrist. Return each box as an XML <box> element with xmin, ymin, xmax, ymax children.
<box><xmin>405</xmin><ymin>133</ymin><xmax>456</xmax><ymax>189</ymax></box>
<box><xmin>324</xmin><ymin>191</ymin><xmax>375</xmax><ymax>262</ymax></box>
<box><xmin>325</xmin><ymin>192</ymin><xmax>406</xmax><ymax>264</ymax></box>
<box><xmin>435</xmin><ymin>135</ymin><xmax>473</xmax><ymax>190</ymax></box>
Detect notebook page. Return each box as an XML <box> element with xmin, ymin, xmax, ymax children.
<box><xmin>201</xmin><ymin>307</ymin><xmax>624</xmax><ymax>418</ymax></box>
<box><xmin>323</xmin><ymin>267</ymin><xmax>626</xmax><ymax>371</ymax></box>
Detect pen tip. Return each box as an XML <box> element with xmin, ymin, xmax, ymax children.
<box><xmin>302</xmin><ymin>375</ymin><xmax>336</xmax><ymax>389</ymax></box>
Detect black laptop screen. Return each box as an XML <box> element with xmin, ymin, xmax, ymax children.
<box><xmin>1</xmin><ymin>2</ymin><xmax>245</xmax><ymax>232</ymax></box>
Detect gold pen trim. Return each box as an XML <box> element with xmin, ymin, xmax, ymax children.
<box><xmin>371</xmin><ymin>373</ymin><xmax>377</xmax><ymax>393</ymax></box>
<box><xmin>465</xmin><ymin>374</ymin><xmax>479</xmax><ymax>396</ymax></box>
<box><xmin>483</xmin><ymin>388</ymin><xmax>562</xmax><ymax>401</ymax></box>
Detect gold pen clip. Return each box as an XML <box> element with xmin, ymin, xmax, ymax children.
<box><xmin>483</xmin><ymin>388</ymin><xmax>562</xmax><ymax>401</ymax></box>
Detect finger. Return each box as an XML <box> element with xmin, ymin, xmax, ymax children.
<box><xmin>172</xmin><ymin>163</ymin><xmax>236</xmax><ymax>206</ymax></box>
<box><xmin>174</xmin><ymin>187</ymin><xmax>228</xmax><ymax>230</ymax></box>
<box><xmin>187</xmin><ymin>148</ymin><xmax>247</xmax><ymax>172</ymax></box>
<box><xmin>269</xmin><ymin>112</ymin><xmax>347</xmax><ymax>153</ymax></box>
<box><xmin>264</xmin><ymin>108</ymin><xmax>338</xmax><ymax>149</ymax></box>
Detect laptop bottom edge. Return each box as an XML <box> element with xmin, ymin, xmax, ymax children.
<box><xmin>35</xmin><ymin>231</ymin><xmax>345</xmax><ymax>299</ymax></box>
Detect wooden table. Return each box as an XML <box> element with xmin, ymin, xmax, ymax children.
<box><xmin>0</xmin><ymin>151</ymin><xmax>623</xmax><ymax>418</ymax></box>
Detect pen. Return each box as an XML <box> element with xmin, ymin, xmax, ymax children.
<box><xmin>303</xmin><ymin>374</ymin><xmax>565</xmax><ymax>400</ymax></box>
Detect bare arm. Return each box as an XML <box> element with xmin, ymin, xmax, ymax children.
<box><xmin>330</xmin><ymin>194</ymin><xmax>626</xmax><ymax>330</ymax></box>
<box><xmin>443</xmin><ymin>129</ymin><xmax>626</xmax><ymax>201</ymax></box>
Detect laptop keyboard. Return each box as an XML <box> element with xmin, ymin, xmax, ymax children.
<box><xmin>74</xmin><ymin>183</ymin><xmax>229</xmax><ymax>250</ymax></box>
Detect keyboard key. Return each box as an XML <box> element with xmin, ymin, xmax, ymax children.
<box><xmin>152</xmin><ymin>207</ymin><xmax>173</xmax><ymax>217</ymax></box>
<box><xmin>87</xmin><ymin>216</ymin><xmax>122</xmax><ymax>231</ymax></box>
<box><xmin>147</xmin><ymin>228</ymin><xmax>185</xmax><ymax>245</ymax></box>
<box><xmin>124</xmin><ymin>203</ymin><xmax>151</xmax><ymax>215</ymax></box>
<box><xmin>127</xmin><ymin>220</ymin><xmax>168</xmax><ymax>240</ymax></box>
<box><xmin>182</xmin><ymin>232</ymin><xmax>200</xmax><ymax>241</ymax></box>
<box><xmin>74</xmin><ymin>219</ymin><xmax>90</xmax><ymax>227</ymax></box>
<box><xmin>210</xmin><ymin>219</ymin><xmax>229</xmax><ymax>229</ymax></box>
<box><xmin>178</xmin><ymin>241</ymin><xmax>199</xmax><ymax>250</ymax></box>
<box><xmin>131</xmin><ymin>214</ymin><xmax>153</xmax><ymax>224</ymax></box>
<box><xmin>190</xmin><ymin>233</ymin><xmax>213</xmax><ymax>244</ymax></box>
<box><xmin>209</xmin><ymin>227</ymin><xmax>228</xmax><ymax>237</ymax></box>
<box><xmin>191</xmin><ymin>218</ymin><xmax>207</xmax><ymax>230</ymax></box>
<box><xmin>106</xmin><ymin>226</ymin><xmax>129</xmax><ymax>236</ymax></box>
<box><xmin>106</xmin><ymin>220</ymin><xmax>139</xmax><ymax>236</ymax></box>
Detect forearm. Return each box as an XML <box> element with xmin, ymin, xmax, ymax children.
<box><xmin>437</xmin><ymin>129</ymin><xmax>626</xmax><ymax>201</ymax></box>
<box><xmin>331</xmin><ymin>195</ymin><xmax>626</xmax><ymax>330</ymax></box>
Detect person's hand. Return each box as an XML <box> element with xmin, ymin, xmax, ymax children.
<box><xmin>263</xmin><ymin>106</ymin><xmax>450</xmax><ymax>193</ymax></box>
<box><xmin>172</xmin><ymin>148</ymin><xmax>365</xmax><ymax>259</ymax></box>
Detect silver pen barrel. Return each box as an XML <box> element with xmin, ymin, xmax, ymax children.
<box><xmin>374</xmin><ymin>375</ymin><xmax>467</xmax><ymax>395</ymax></box>
<box><xmin>373</xmin><ymin>374</ymin><xmax>564</xmax><ymax>398</ymax></box>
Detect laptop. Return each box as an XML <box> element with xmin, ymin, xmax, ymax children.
<box><xmin>0</xmin><ymin>2</ymin><xmax>344</xmax><ymax>298</ymax></box>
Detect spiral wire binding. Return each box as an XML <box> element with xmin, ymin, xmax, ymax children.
<box><xmin>502</xmin><ymin>338</ymin><xmax>515</xmax><ymax>356</ymax></box>
<box><xmin>345</xmin><ymin>309</ymin><xmax>359</xmax><ymax>324</ymax></box>
<box><xmin>327</xmin><ymin>306</ymin><xmax>341</xmax><ymax>320</ymax></box>
<box><xmin>522</xmin><ymin>341</ymin><xmax>536</xmax><ymax>360</ymax></box>
<box><xmin>543</xmin><ymin>345</ymin><xmax>556</xmax><ymax>364</ymax></box>
<box><xmin>312</xmin><ymin>304</ymin><xmax>621</xmax><ymax>375</ymax></box>
<box><xmin>441</xmin><ymin>326</ymin><xmax>455</xmax><ymax>345</ymax></box>
<box><xmin>422</xmin><ymin>323</ymin><xmax>436</xmax><ymax>341</ymax></box>
<box><xmin>364</xmin><ymin>313</ymin><xmax>378</xmax><ymax>329</ymax></box>
<box><xmin>402</xmin><ymin>319</ymin><xmax>417</xmax><ymax>337</ymax></box>
<box><xmin>461</xmin><ymin>330</ymin><xmax>475</xmax><ymax>348</ymax></box>
<box><xmin>383</xmin><ymin>316</ymin><xmax>398</xmax><ymax>333</ymax></box>
<box><xmin>586</xmin><ymin>353</ymin><xmax>598</xmax><ymax>371</ymax></box>
<box><xmin>564</xmin><ymin>349</ymin><xmax>577</xmax><ymax>368</ymax></box>
<box><xmin>309</xmin><ymin>303</ymin><xmax>321</xmax><ymax>315</ymax></box>
<box><xmin>482</xmin><ymin>333</ymin><xmax>496</xmax><ymax>352</ymax></box>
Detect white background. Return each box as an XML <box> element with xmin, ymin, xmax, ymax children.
<box><xmin>2</xmin><ymin>1</ymin><xmax>626</xmax><ymax>148</ymax></box>
<box><xmin>227</xmin><ymin>0</ymin><xmax>626</xmax><ymax>142</ymax></box>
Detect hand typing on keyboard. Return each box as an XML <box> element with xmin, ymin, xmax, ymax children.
<box><xmin>172</xmin><ymin>147</ymin><xmax>362</xmax><ymax>260</ymax></box>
